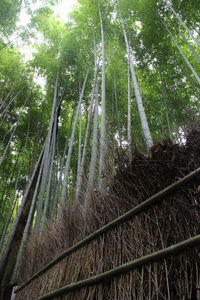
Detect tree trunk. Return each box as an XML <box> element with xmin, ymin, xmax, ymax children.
<box><xmin>35</xmin><ymin>73</ymin><xmax>60</xmax><ymax>231</ymax></box>
<box><xmin>114</xmin><ymin>76</ymin><xmax>122</xmax><ymax>148</ymax></box>
<box><xmin>60</xmin><ymin>68</ymin><xmax>89</xmax><ymax>205</ymax></box>
<box><xmin>0</xmin><ymin>91</ymin><xmax>30</xmax><ymax>167</ymax></box>
<box><xmin>0</xmin><ymin>146</ymin><xmax>44</xmax><ymax>300</ymax></box>
<box><xmin>98</xmin><ymin>6</ymin><xmax>106</xmax><ymax>188</ymax></box>
<box><xmin>85</xmin><ymin>77</ymin><xmax>99</xmax><ymax>205</ymax></box>
<box><xmin>50</xmin><ymin>109</ymin><xmax>75</xmax><ymax>219</ymax></box>
<box><xmin>165</xmin><ymin>1</ymin><xmax>200</xmax><ymax>47</ymax></box>
<box><xmin>76</xmin><ymin>109</ymin><xmax>82</xmax><ymax>197</ymax></box>
<box><xmin>121</xmin><ymin>15</ymin><xmax>153</xmax><ymax>150</ymax></box>
<box><xmin>170</xmin><ymin>18</ymin><xmax>200</xmax><ymax>63</ymax></box>
<box><xmin>0</xmin><ymin>127</ymin><xmax>29</xmax><ymax>253</ymax></box>
<box><xmin>75</xmin><ymin>40</ymin><xmax>98</xmax><ymax>203</ymax></box>
<box><xmin>127</xmin><ymin>56</ymin><xmax>133</xmax><ymax>161</ymax></box>
<box><xmin>40</xmin><ymin>118</ymin><xmax>57</xmax><ymax>232</ymax></box>
<box><xmin>11</xmin><ymin>158</ymin><xmax>43</xmax><ymax>285</ymax></box>
<box><xmin>162</xmin><ymin>21</ymin><xmax>200</xmax><ymax>85</ymax></box>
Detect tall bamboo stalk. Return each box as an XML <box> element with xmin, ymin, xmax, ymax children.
<box><xmin>127</xmin><ymin>54</ymin><xmax>133</xmax><ymax>161</ymax></box>
<box><xmin>11</xmin><ymin>157</ymin><xmax>44</xmax><ymax>284</ymax></box>
<box><xmin>60</xmin><ymin>68</ymin><xmax>89</xmax><ymax>205</ymax></box>
<box><xmin>114</xmin><ymin>76</ymin><xmax>122</xmax><ymax>148</ymax></box>
<box><xmin>40</xmin><ymin>118</ymin><xmax>57</xmax><ymax>232</ymax></box>
<box><xmin>0</xmin><ymin>91</ymin><xmax>30</xmax><ymax>167</ymax></box>
<box><xmin>168</xmin><ymin>18</ymin><xmax>200</xmax><ymax>63</ymax></box>
<box><xmin>35</xmin><ymin>73</ymin><xmax>60</xmax><ymax>231</ymax></box>
<box><xmin>98</xmin><ymin>5</ymin><xmax>107</xmax><ymax>188</ymax></box>
<box><xmin>75</xmin><ymin>40</ymin><xmax>98</xmax><ymax>202</ymax></box>
<box><xmin>165</xmin><ymin>0</ymin><xmax>200</xmax><ymax>47</ymax></box>
<box><xmin>0</xmin><ymin>126</ymin><xmax>29</xmax><ymax>253</ymax></box>
<box><xmin>162</xmin><ymin>21</ymin><xmax>200</xmax><ymax>85</ymax></box>
<box><xmin>51</xmin><ymin>109</ymin><xmax>75</xmax><ymax>219</ymax></box>
<box><xmin>0</xmin><ymin>146</ymin><xmax>44</xmax><ymax>299</ymax></box>
<box><xmin>121</xmin><ymin>15</ymin><xmax>153</xmax><ymax>149</ymax></box>
<box><xmin>85</xmin><ymin>77</ymin><xmax>99</xmax><ymax>204</ymax></box>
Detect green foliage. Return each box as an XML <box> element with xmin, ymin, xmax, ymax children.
<box><xmin>0</xmin><ymin>0</ymin><xmax>21</xmax><ymax>34</ymax></box>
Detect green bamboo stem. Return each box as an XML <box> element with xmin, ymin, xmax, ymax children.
<box><xmin>0</xmin><ymin>146</ymin><xmax>45</xmax><ymax>299</ymax></box>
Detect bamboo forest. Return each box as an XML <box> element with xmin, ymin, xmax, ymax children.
<box><xmin>0</xmin><ymin>0</ymin><xmax>200</xmax><ymax>299</ymax></box>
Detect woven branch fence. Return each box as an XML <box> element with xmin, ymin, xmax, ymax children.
<box><xmin>15</xmin><ymin>134</ymin><xmax>200</xmax><ymax>300</ymax></box>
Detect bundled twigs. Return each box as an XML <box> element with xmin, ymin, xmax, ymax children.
<box><xmin>15</xmin><ymin>131</ymin><xmax>200</xmax><ymax>300</ymax></box>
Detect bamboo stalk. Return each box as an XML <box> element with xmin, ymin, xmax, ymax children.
<box><xmin>164</xmin><ymin>0</ymin><xmax>200</xmax><ymax>47</ymax></box>
<box><xmin>60</xmin><ymin>68</ymin><xmax>90</xmax><ymax>205</ymax></box>
<box><xmin>0</xmin><ymin>126</ymin><xmax>29</xmax><ymax>252</ymax></box>
<box><xmin>15</xmin><ymin>166</ymin><xmax>200</xmax><ymax>293</ymax></box>
<box><xmin>162</xmin><ymin>21</ymin><xmax>200</xmax><ymax>85</ymax></box>
<box><xmin>75</xmin><ymin>39</ymin><xmax>98</xmax><ymax>202</ymax></box>
<box><xmin>0</xmin><ymin>146</ymin><xmax>45</xmax><ymax>299</ymax></box>
<box><xmin>168</xmin><ymin>17</ymin><xmax>200</xmax><ymax>64</ymax></box>
<box><xmin>98</xmin><ymin>5</ymin><xmax>106</xmax><ymax>189</ymax></box>
<box><xmin>120</xmin><ymin>14</ymin><xmax>153</xmax><ymax>149</ymax></box>
<box><xmin>0</xmin><ymin>91</ymin><xmax>31</xmax><ymax>167</ymax></box>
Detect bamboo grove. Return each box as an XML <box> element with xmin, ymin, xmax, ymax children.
<box><xmin>0</xmin><ymin>0</ymin><xmax>200</xmax><ymax>297</ymax></box>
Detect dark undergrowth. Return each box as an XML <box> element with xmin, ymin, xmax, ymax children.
<box><xmin>16</xmin><ymin>130</ymin><xmax>200</xmax><ymax>300</ymax></box>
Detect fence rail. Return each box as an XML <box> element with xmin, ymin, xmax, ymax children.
<box><xmin>38</xmin><ymin>235</ymin><xmax>200</xmax><ymax>299</ymax></box>
<box><xmin>15</xmin><ymin>166</ymin><xmax>200</xmax><ymax>295</ymax></box>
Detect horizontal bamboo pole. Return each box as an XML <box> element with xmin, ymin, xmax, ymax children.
<box><xmin>16</xmin><ymin>166</ymin><xmax>200</xmax><ymax>293</ymax></box>
<box><xmin>38</xmin><ymin>235</ymin><xmax>200</xmax><ymax>299</ymax></box>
